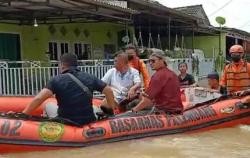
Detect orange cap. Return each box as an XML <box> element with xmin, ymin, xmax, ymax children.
<box><xmin>229</xmin><ymin>45</ymin><xmax>244</xmax><ymax>54</ymax></box>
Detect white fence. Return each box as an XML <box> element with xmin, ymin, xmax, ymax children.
<box><xmin>0</xmin><ymin>58</ymin><xmax>214</xmax><ymax>96</ymax></box>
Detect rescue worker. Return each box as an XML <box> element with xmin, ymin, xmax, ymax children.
<box><xmin>125</xmin><ymin>44</ymin><xmax>150</xmax><ymax>89</ymax></box>
<box><xmin>220</xmin><ymin>44</ymin><xmax>250</xmax><ymax>94</ymax></box>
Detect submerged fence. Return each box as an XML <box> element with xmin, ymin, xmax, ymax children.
<box><xmin>0</xmin><ymin>58</ymin><xmax>214</xmax><ymax>96</ymax></box>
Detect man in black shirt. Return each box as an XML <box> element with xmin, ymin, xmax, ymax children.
<box><xmin>23</xmin><ymin>53</ymin><xmax>118</xmax><ymax>126</ymax></box>
<box><xmin>178</xmin><ymin>62</ymin><xmax>195</xmax><ymax>87</ymax></box>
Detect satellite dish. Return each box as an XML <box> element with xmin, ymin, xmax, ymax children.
<box><xmin>215</xmin><ymin>16</ymin><xmax>226</xmax><ymax>26</ymax></box>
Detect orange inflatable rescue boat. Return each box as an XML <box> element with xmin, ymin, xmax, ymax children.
<box><xmin>0</xmin><ymin>88</ymin><xmax>249</xmax><ymax>153</ymax></box>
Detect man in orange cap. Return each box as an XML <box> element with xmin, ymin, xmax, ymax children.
<box><xmin>220</xmin><ymin>44</ymin><xmax>250</xmax><ymax>94</ymax></box>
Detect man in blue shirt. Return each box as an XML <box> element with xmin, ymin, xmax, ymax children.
<box><xmin>23</xmin><ymin>53</ymin><xmax>118</xmax><ymax>126</ymax></box>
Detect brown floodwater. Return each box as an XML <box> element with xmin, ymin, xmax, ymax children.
<box><xmin>2</xmin><ymin>125</ymin><xmax>250</xmax><ymax>158</ymax></box>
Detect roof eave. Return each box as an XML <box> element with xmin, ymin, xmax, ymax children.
<box><xmin>127</xmin><ymin>0</ymin><xmax>197</xmax><ymax>22</ymax></box>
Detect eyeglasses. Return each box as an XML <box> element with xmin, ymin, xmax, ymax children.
<box><xmin>149</xmin><ymin>59</ymin><xmax>156</xmax><ymax>63</ymax></box>
<box><xmin>149</xmin><ymin>58</ymin><xmax>161</xmax><ymax>63</ymax></box>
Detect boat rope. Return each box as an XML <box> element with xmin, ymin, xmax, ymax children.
<box><xmin>156</xmin><ymin>27</ymin><xmax>162</xmax><ymax>50</ymax></box>
<box><xmin>148</xmin><ymin>32</ymin><xmax>154</xmax><ymax>48</ymax></box>
<box><xmin>138</xmin><ymin>30</ymin><xmax>144</xmax><ymax>49</ymax></box>
<box><xmin>0</xmin><ymin>112</ymin><xmax>82</xmax><ymax>127</ymax></box>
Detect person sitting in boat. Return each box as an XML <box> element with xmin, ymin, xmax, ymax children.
<box><xmin>131</xmin><ymin>49</ymin><xmax>183</xmax><ymax>115</ymax></box>
<box><xmin>22</xmin><ymin>53</ymin><xmax>118</xmax><ymax>126</ymax></box>
<box><xmin>125</xmin><ymin>44</ymin><xmax>150</xmax><ymax>90</ymax></box>
<box><xmin>178</xmin><ymin>62</ymin><xmax>196</xmax><ymax>87</ymax></box>
<box><xmin>207</xmin><ymin>72</ymin><xmax>227</xmax><ymax>95</ymax></box>
<box><xmin>220</xmin><ymin>44</ymin><xmax>250</xmax><ymax>94</ymax></box>
<box><xmin>101</xmin><ymin>50</ymin><xmax>141</xmax><ymax>114</ymax></box>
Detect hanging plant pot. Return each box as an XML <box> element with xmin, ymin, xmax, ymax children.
<box><xmin>122</xmin><ymin>35</ymin><xmax>130</xmax><ymax>44</ymax></box>
<box><xmin>60</xmin><ymin>26</ymin><xmax>68</xmax><ymax>36</ymax></box>
<box><xmin>83</xmin><ymin>29</ymin><xmax>90</xmax><ymax>38</ymax></box>
<box><xmin>74</xmin><ymin>28</ymin><xmax>81</xmax><ymax>37</ymax></box>
<box><xmin>48</xmin><ymin>24</ymin><xmax>56</xmax><ymax>35</ymax></box>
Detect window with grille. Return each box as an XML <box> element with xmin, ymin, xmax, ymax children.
<box><xmin>48</xmin><ymin>42</ymin><xmax>69</xmax><ymax>60</ymax></box>
<box><xmin>74</xmin><ymin>43</ymin><xmax>91</xmax><ymax>60</ymax></box>
<box><xmin>48</xmin><ymin>42</ymin><xmax>58</xmax><ymax>60</ymax></box>
<box><xmin>60</xmin><ymin>43</ymin><xmax>69</xmax><ymax>55</ymax></box>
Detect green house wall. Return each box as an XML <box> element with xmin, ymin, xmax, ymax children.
<box><xmin>0</xmin><ymin>22</ymin><xmax>228</xmax><ymax>61</ymax></box>
<box><xmin>0</xmin><ymin>22</ymin><xmax>129</xmax><ymax>61</ymax></box>
<box><xmin>185</xmin><ymin>33</ymin><xmax>227</xmax><ymax>58</ymax></box>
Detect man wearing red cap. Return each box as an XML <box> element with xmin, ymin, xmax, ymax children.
<box><xmin>220</xmin><ymin>44</ymin><xmax>250</xmax><ymax>94</ymax></box>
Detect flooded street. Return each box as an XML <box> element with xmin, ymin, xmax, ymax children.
<box><xmin>2</xmin><ymin>125</ymin><xmax>250</xmax><ymax>158</ymax></box>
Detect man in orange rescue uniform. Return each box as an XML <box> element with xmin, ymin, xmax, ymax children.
<box><xmin>125</xmin><ymin>44</ymin><xmax>150</xmax><ymax>89</ymax></box>
<box><xmin>220</xmin><ymin>44</ymin><xmax>250</xmax><ymax>94</ymax></box>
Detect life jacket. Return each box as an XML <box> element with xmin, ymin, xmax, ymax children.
<box><xmin>225</xmin><ymin>62</ymin><xmax>250</xmax><ymax>93</ymax></box>
<box><xmin>128</xmin><ymin>58</ymin><xmax>150</xmax><ymax>89</ymax></box>
<box><xmin>129</xmin><ymin>57</ymin><xmax>141</xmax><ymax>73</ymax></box>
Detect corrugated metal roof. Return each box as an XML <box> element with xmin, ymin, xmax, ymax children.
<box><xmin>0</xmin><ymin>0</ymin><xmax>138</xmax><ymax>24</ymax></box>
<box><xmin>221</xmin><ymin>27</ymin><xmax>250</xmax><ymax>38</ymax></box>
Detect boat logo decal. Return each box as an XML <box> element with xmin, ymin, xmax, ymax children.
<box><xmin>39</xmin><ymin>122</ymin><xmax>64</xmax><ymax>142</ymax></box>
<box><xmin>220</xmin><ymin>106</ymin><xmax>235</xmax><ymax>114</ymax></box>
<box><xmin>83</xmin><ymin>127</ymin><xmax>106</xmax><ymax>138</ymax></box>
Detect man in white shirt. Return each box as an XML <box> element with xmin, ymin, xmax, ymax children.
<box><xmin>101</xmin><ymin>51</ymin><xmax>141</xmax><ymax>113</ymax></box>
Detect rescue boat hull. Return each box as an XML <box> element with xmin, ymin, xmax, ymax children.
<box><xmin>0</xmin><ymin>96</ymin><xmax>249</xmax><ymax>153</ymax></box>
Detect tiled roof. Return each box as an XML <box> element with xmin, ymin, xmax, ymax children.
<box><xmin>175</xmin><ymin>5</ymin><xmax>211</xmax><ymax>26</ymax></box>
<box><xmin>89</xmin><ymin>0</ymin><xmax>139</xmax><ymax>14</ymax></box>
<box><xmin>128</xmin><ymin>0</ymin><xmax>197</xmax><ymax>21</ymax></box>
